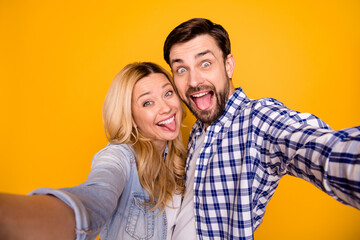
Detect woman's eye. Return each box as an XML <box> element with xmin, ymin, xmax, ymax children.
<box><xmin>165</xmin><ymin>90</ymin><xmax>173</xmax><ymax>97</ymax></box>
<box><xmin>143</xmin><ymin>101</ymin><xmax>152</xmax><ymax>107</ymax></box>
<box><xmin>202</xmin><ymin>61</ymin><xmax>211</xmax><ymax>68</ymax></box>
<box><xmin>177</xmin><ymin>67</ymin><xmax>186</xmax><ymax>74</ymax></box>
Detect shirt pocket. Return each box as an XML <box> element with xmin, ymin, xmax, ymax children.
<box><xmin>126</xmin><ymin>192</ymin><xmax>155</xmax><ymax>240</ymax></box>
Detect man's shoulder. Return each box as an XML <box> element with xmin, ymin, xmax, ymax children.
<box><xmin>231</xmin><ymin>88</ymin><xmax>286</xmax><ymax>110</ymax></box>
<box><xmin>232</xmin><ymin>94</ymin><xmax>287</xmax><ymax>116</ymax></box>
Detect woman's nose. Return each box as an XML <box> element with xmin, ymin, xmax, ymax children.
<box><xmin>159</xmin><ymin>100</ymin><xmax>171</xmax><ymax>114</ymax></box>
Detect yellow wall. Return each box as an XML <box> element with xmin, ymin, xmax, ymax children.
<box><xmin>1</xmin><ymin>0</ymin><xmax>359</xmax><ymax>239</ymax></box>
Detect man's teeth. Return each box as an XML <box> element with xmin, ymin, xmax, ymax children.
<box><xmin>192</xmin><ymin>92</ymin><xmax>208</xmax><ymax>98</ymax></box>
<box><xmin>158</xmin><ymin>116</ymin><xmax>174</xmax><ymax>125</ymax></box>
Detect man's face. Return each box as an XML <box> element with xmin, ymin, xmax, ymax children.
<box><xmin>169</xmin><ymin>34</ymin><xmax>235</xmax><ymax>125</ymax></box>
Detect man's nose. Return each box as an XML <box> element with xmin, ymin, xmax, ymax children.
<box><xmin>188</xmin><ymin>70</ymin><xmax>204</xmax><ymax>88</ymax></box>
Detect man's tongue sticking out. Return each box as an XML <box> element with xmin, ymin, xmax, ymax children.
<box><xmin>193</xmin><ymin>92</ymin><xmax>213</xmax><ymax>110</ymax></box>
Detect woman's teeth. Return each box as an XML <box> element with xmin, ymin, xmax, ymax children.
<box><xmin>158</xmin><ymin>116</ymin><xmax>174</xmax><ymax>125</ymax></box>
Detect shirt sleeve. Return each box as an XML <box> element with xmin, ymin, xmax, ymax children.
<box><xmin>29</xmin><ymin>144</ymin><xmax>131</xmax><ymax>240</ymax></box>
<box><xmin>254</xmin><ymin>103</ymin><xmax>360</xmax><ymax>209</ymax></box>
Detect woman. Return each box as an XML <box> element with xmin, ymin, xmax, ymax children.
<box><xmin>0</xmin><ymin>62</ymin><xmax>187</xmax><ymax>240</ymax></box>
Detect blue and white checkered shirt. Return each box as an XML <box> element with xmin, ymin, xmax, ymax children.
<box><xmin>187</xmin><ymin>88</ymin><xmax>360</xmax><ymax>239</ymax></box>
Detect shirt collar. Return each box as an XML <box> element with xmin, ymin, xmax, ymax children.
<box><xmin>194</xmin><ymin>87</ymin><xmax>247</xmax><ymax>130</ymax></box>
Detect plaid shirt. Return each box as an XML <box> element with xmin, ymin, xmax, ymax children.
<box><xmin>187</xmin><ymin>88</ymin><xmax>360</xmax><ymax>239</ymax></box>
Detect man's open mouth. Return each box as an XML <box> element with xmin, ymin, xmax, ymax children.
<box><xmin>190</xmin><ymin>91</ymin><xmax>214</xmax><ymax>110</ymax></box>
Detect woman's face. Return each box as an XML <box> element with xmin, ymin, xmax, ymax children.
<box><xmin>131</xmin><ymin>73</ymin><xmax>182</xmax><ymax>152</ymax></box>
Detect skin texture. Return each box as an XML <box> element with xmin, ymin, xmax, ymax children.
<box><xmin>0</xmin><ymin>193</ymin><xmax>75</xmax><ymax>240</ymax></box>
<box><xmin>169</xmin><ymin>34</ymin><xmax>235</xmax><ymax>126</ymax></box>
<box><xmin>131</xmin><ymin>73</ymin><xmax>182</xmax><ymax>152</ymax></box>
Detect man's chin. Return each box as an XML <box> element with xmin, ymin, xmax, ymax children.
<box><xmin>185</xmin><ymin>101</ymin><xmax>222</xmax><ymax>124</ymax></box>
<box><xmin>185</xmin><ymin>85</ymin><xmax>229</xmax><ymax>125</ymax></box>
<box><xmin>190</xmin><ymin>107</ymin><xmax>220</xmax><ymax>125</ymax></box>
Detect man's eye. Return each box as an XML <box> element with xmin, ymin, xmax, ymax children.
<box><xmin>165</xmin><ymin>90</ymin><xmax>173</xmax><ymax>97</ymax></box>
<box><xmin>177</xmin><ymin>67</ymin><xmax>186</xmax><ymax>74</ymax></box>
<box><xmin>202</xmin><ymin>61</ymin><xmax>211</xmax><ymax>68</ymax></box>
<box><xmin>143</xmin><ymin>101</ymin><xmax>152</xmax><ymax>107</ymax></box>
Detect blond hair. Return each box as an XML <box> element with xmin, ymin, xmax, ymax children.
<box><xmin>102</xmin><ymin>62</ymin><xmax>186</xmax><ymax>212</ymax></box>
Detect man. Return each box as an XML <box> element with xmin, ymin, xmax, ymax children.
<box><xmin>163</xmin><ymin>18</ymin><xmax>360</xmax><ymax>239</ymax></box>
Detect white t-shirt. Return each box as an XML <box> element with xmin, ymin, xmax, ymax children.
<box><xmin>165</xmin><ymin>193</ymin><xmax>181</xmax><ymax>240</ymax></box>
<box><xmin>171</xmin><ymin>129</ymin><xmax>206</xmax><ymax>240</ymax></box>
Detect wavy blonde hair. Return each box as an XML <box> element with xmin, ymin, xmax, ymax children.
<box><xmin>102</xmin><ymin>62</ymin><xmax>187</xmax><ymax>212</ymax></box>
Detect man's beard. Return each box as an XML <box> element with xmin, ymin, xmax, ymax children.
<box><xmin>184</xmin><ymin>79</ymin><xmax>230</xmax><ymax>125</ymax></box>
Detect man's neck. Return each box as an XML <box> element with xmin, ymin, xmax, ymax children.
<box><xmin>203</xmin><ymin>84</ymin><xmax>236</xmax><ymax>131</ymax></box>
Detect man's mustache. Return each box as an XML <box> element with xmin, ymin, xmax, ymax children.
<box><xmin>186</xmin><ymin>85</ymin><xmax>215</xmax><ymax>97</ymax></box>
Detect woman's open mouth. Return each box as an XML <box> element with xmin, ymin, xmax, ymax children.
<box><xmin>156</xmin><ymin>114</ymin><xmax>176</xmax><ymax>131</ymax></box>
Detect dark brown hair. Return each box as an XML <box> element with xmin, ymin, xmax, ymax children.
<box><xmin>163</xmin><ymin>18</ymin><xmax>231</xmax><ymax>64</ymax></box>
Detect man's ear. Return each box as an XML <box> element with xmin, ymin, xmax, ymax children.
<box><xmin>225</xmin><ymin>54</ymin><xmax>235</xmax><ymax>79</ymax></box>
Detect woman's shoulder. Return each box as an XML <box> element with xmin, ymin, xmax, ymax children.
<box><xmin>92</xmin><ymin>143</ymin><xmax>136</xmax><ymax>166</ymax></box>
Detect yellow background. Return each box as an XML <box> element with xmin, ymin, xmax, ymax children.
<box><xmin>1</xmin><ymin>0</ymin><xmax>359</xmax><ymax>239</ymax></box>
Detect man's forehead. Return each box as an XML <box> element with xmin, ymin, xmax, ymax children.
<box><xmin>169</xmin><ymin>35</ymin><xmax>221</xmax><ymax>63</ymax></box>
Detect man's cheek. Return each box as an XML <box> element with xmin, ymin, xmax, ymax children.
<box><xmin>175</xmin><ymin>85</ymin><xmax>186</xmax><ymax>99</ymax></box>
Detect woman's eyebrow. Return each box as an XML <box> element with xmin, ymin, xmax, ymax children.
<box><xmin>162</xmin><ymin>82</ymin><xmax>171</xmax><ymax>89</ymax></box>
<box><xmin>136</xmin><ymin>91</ymin><xmax>151</xmax><ymax>103</ymax></box>
<box><xmin>137</xmin><ymin>82</ymin><xmax>171</xmax><ymax>101</ymax></box>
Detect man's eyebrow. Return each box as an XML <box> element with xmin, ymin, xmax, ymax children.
<box><xmin>171</xmin><ymin>58</ymin><xmax>183</xmax><ymax>65</ymax></box>
<box><xmin>195</xmin><ymin>50</ymin><xmax>213</xmax><ymax>59</ymax></box>
<box><xmin>170</xmin><ymin>50</ymin><xmax>214</xmax><ymax>66</ymax></box>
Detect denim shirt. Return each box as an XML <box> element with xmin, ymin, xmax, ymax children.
<box><xmin>30</xmin><ymin>144</ymin><xmax>167</xmax><ymax>240</ymax></box>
